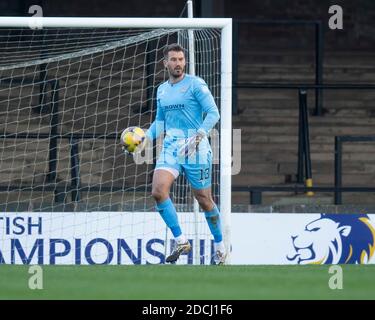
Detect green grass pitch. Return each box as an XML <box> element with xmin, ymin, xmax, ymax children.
<box><xmin>1</xmin><ymin>265</ymin><xmax>375</xmax><ymax>300</ymax></box>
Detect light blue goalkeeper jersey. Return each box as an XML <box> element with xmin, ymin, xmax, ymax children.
<box><xmin>146</xmin><ymin>74</ymin><xmax>220</xmax><ymax>149</ymax></box>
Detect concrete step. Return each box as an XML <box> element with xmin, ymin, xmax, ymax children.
<box><xmin>240</xmin><ymin>142</ymin><xmax>375</xmax><ymax>153</ymax></box>
<box><xmin>240</xmin><ymin>124</ymin><xmax>375</xmax><ymax>135</ymax></box>
<box><xmin>238</xmin><ymin>50</ymin><xmax>375</xmax><ymax>66</ymax></box>
<box><xmin>240</xmin><ymin>161</ymin><xmax>375</xmax><ymax>175</ymax></box>
<box><xmin>232</xmin><ymin>192</ymin><xmax>375</xmax><ymax>206</ymax></box>
<box><xmin>240</xmin><ymin>150</ymin><xmax>375</xmax><ymax>163</ymax></box>
<box><xmin>280</xmin><ymin>161</ymin><xmax>375</xmax><ymax>174</ymax></box>
<box><xmin>233</xmin><ymin>171</ymin><xmax>375</xmax><ymax>186</ymax></box>
<box><xmin>233</xmin><ymin>174</ymin><xmax>286</xmax><ymax>186</ymax></box>
<box><xmin>238</xmin><ymin>64</ymin><xmax>375</xmax><ymax>76</ymax></box>
<box><xmin>242</xmin><ymin>61</ymin><xmax>375</xmax><ymax>68</ymax></box>
<box><xmin>312</xmin><ymin>174</ymin><xmax>375</xmax><ymax>185</ymax></box>
<box><xmin>0</xmin><ymin>169</ymin><xmax>149</xmax><ymax>186</ymax></box>
<box><xmin>238</xmin><ymin>71</ymin><xmax>375</xmax><ymax>82</ymax></box>
<box><xmin>237</xmin><ymin>89</ymin><xmax>375</xmax><ymax>101</ymax></box>
<box><xmin>236</xmin><ymin>100</ymin><xmax>375</xmax><ymax>111</ymax></box>
<box><xmin>0</xmin><ymin>189</ymin><xmax>155</xmax><ymax>209</ymax></box>
<box><xmin>241</xmin><ymin>134</ymin><xmax>373</xmax><ymax>146</ymax></box>
<box><xmin>234</xmin><ymin>116</ymin><xmax>375</xmax><ymax>126</ymax></box>
<box><xmin>0</xmin><ymin>91</ymin><xmax>145</xmax><ymax>112</ymax></box>
<box><xmin>235</xmin><ymin>107</ymin><xmax>375</xmax><ymax>119</ymax></box>
<box><xmin>0</xmin><ymin>114</ymin><xmax>152</xmax><ymax>135</ymax></box>
<box><xmin>0</xmin><ymin>154</ymin><xmax>143</xmax><ymax>173</ymax></box>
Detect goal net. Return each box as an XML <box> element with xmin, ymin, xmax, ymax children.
<box><xmin>0</xmin><ymin>17</ymin><xmax>231</xmax><ymax>265</ymax></box>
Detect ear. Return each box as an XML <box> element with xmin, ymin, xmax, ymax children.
<box><xmin>163</xmin><ymin>59</ymin><xmax>167</xmax><ymax>68</ymax></box>
<box><xmin>339</xmin><ymin>225</ymin><xmax>351</xmax><ymax>237</ymax></box>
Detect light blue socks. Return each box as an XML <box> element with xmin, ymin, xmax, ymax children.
<box><xmin>204</xmin><ymin>205</ymin><xmax>223</xmax><ymax>243</ymax></box>
<box><xmin>157</xmin><ymin>198</ymin><xmax>223</xmax><ymax>247</ymax></box>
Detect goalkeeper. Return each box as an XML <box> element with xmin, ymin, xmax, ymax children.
<box><xmin>143</xmin><ymin>43</ymin><xmax>225</xmax><ymax>265</ymax></box>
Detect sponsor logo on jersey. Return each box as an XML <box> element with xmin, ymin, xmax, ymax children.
<box><xmin>164</xmin><ymin>104</ymin><xmax>185</xmax><ymax>111</ymax></box>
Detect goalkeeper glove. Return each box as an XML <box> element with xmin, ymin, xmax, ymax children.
<box><xmin>178</xmin><ymin>129</ymin><xmax>206</xmax><ymax>158</ymax></box>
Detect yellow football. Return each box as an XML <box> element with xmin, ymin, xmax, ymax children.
<box><xmin>120</xmin><ymin>126</ymin><xmax>146</xmax><ymax>153</ymax></box>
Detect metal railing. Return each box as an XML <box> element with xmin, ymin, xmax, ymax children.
<box><xmin>335</xmin><ymin>135</ymin><xmax>375</xmax><ymax>204</ymax></box>
<box><xmin>297</xmin><ymin>89</ymin><xmax>313</xmax><ymax>190</ymax></box>
<box><xmin>233</xmin><ymin>185</ymin><xmax>375</xmax><ymax>206</ymax></box>
<box><xmin>232</xmin><ymin>85</ymin><xmax>375</xmax><ymax>205</ymax></box>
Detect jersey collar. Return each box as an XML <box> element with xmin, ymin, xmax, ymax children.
<box><xmin>168</xmin><ymin>74</ymin><xmax>187</xmax><ymax>87</ymax></box>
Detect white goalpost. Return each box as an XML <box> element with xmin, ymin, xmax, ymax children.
<box><xmin>0</xmin><ymin>16</ymin><xmax>232</xmax><ymax>265</ymax></box>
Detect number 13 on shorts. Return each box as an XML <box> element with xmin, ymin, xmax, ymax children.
<box><xmin>199</xmin><ymin>168</ymin><xmax>210</xmax><ymax>181</ymax></box>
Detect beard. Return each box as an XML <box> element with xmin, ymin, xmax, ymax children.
<box><xmin>169</xmin><ymin>66</ymin><xmax>184</xmax><ymax>78</ymax></box>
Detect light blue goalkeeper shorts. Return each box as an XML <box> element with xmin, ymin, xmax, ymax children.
<box><xmin>155</xmin><ymin>139</ymin><xmax>213</xmax><ymax>190</ymax></box>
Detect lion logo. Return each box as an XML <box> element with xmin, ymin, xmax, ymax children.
<box><xmin>287</xmin><ymin>214</ymin><xmax>375</xmax><ymax>264</ymax></box>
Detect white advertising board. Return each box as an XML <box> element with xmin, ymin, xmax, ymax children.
<box><xmin>1</xmin><ymin>212</ymin><xmax>374</xmax><ymax>265</ymax></box>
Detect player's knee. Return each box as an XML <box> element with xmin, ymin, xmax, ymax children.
<box><xmin>195</xmin><ymin>194</ymin><xmax>213</xmax><ymax>211</ymax></box>
<box><xmin>200</xmin><ymin>202</ymin><xmax>214</xmax><ymax>211</ymax></box>
<box><xmin>152</xmin><ymin>187</ymin><xmax>168</xmax><ymax>202</ymax></box>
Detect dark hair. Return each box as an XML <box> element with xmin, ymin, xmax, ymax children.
<box><xmin>163</xmin><ymin>43</ymin><xmax>185</xmax><ymax>59</ymax></box>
